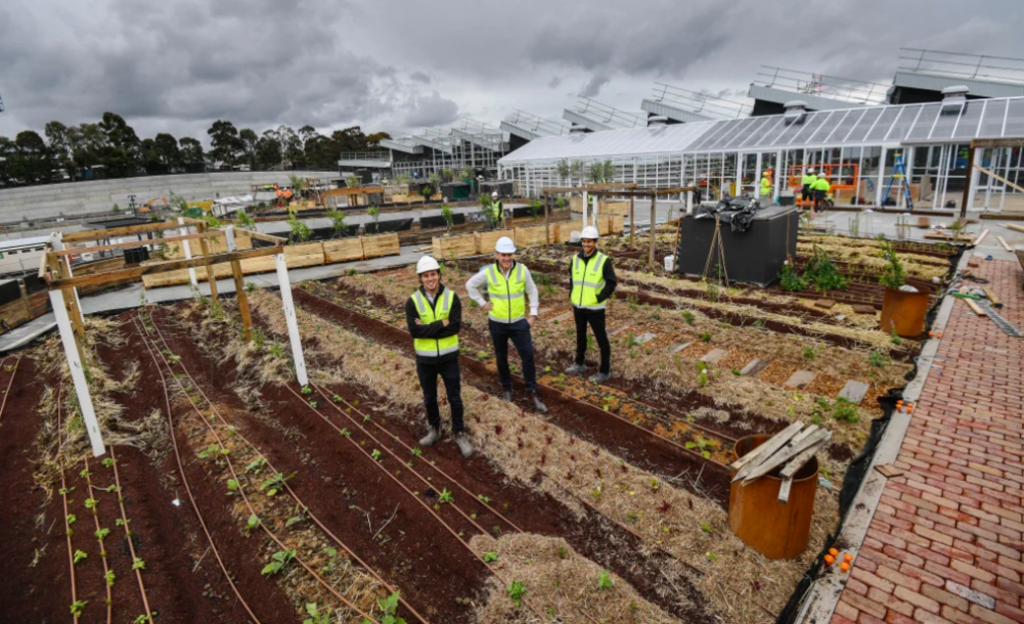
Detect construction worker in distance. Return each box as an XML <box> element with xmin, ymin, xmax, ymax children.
<box><xmin>565</xmin><ymin>226</ymin><xmax>617</xmax><ymax>383</ymax></box>
<box><xmin>801</xmin><ymin>168</ymin><xmax>817</xmax><ymax>207</ymax></box>
<box><xmin>760</xmin><ymin>169</ymin><xmax>772</xmax><ymax>202</ymax></box>
<box><xmin>811</xmin><ymin>173</ymin><xmax>831</xmax><ymax>214</ymax></box>
<box><xmin>405</xmin><ymin>256</ymin><xmax>473</xmax><ymax>458</ymax></box>
<box><xmin>465</xmin><ymin>236</ymin><xmax>548</xmax><ymax>413</ymax></box>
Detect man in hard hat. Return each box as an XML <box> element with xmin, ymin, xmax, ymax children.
<box><xmin>760</xmin><ymin>169</ymin><xmax>773</xmax><ymax>202</ymax></box>
<box><xmin>801</xmin><ymin>168</ymin><xmax>817</xmax><ymax>207</ymax></box>
<box><xmin>565</xmin><ymin>226</ymin><xmax>617</xmax><ymax>383</ymax></box>
<box><xmin>465</xmin><ymin>236</ymin><xmax>548</xmax><ymax>413</ymax></box>
<box><xmin>490</xmin><ymin>191</ymin><xmax>504</xmax><ymax>228</ymax></box>
<box><xmin>405</xmin><ymin>255</ymin><xmax>473</xmax><ymax>458</ymax></box>
<box><xmin>811</xmin><ymin>173</ymin><xmax>831</xmax><ymax>214</ymax></box>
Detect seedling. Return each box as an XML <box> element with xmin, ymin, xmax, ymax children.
<box><xmin>132</xmin><ymin>557</ymin><xmax>146</xmax><ymax>570</ymax></box>
<box><xmin>597</xmin><ymin>570</ymin><xmax>614</xmax><ymax>590</ymax></box>
<box><xmin>95</xmin><ymin>527</ymin><xmax>110</xmax><ymax>540</ymax></box>
<box><xmin>70</xmin><ymin>600</ymin><xmax>87</xmax><ymax>616</ymax></box>
<box><xmin>438</xmin><ymin>489</ymin><xmax>454</xmax><ymax>504</ymax></box>
<box><xmin>67</xmin><ymin>513</ymin><xmax>76</xmax><ymax>525</ymax></box>
<box><xmin>245</xmin><ymin>514</ymin><xmax>261</xmax><ymax>531</ymax></box>
<box><xmin>483</xmin><ymin>551</ymin><xmax>498</xmax><ymax>563</ymax></box>
<box><xmin>259</xmin><ymin>472</ymin><xmax>295</xmax><ymax>497</ymax></box>
<box><xmin>309</xmin><ymin>400</ymin><xmax>318</xmax><ymax>409</ymax></box>
<box><xmin>226</xmin><ymin>479</ymin><xmax>239</xmax><ymax>492</ymax></box>
<box><xmin>101</xmin><ymin>458</ymin><xmax>115</xmax><ymax>468</ymax></box>
<box><xmin>340</xmin><ymin>429</ymin><xmax>352</xmax><ymax>437</ymax></box>
<box><xmin>682</xmin><ymin>310</ymin><xmax>695</xmax><ymax>325</ymax></box>
<box><xmin>477</xmin><ymin>494</ymin><xmax>491</xmax><ymax>504</ymax></box>
<box><xmin>867</xmin><ymin>351</ymin><xmax>890</xmax><ymax>368</ymax></box>
<box><xmin>303</xmin><ymin>603</ymin><xmax>331</xmax><ymax>624</ymax></box>
<box><xmin>105</xmin><ymin>570</ymin><xmax>115</xmax><ymax>587</ymax></box>
<box><xmin>833</xmin><ymin>398</ymin><xmax>860</xmax><ymax>423</ymax></box>
<box><xmin>699</xmin><ymin>332</ymin><xmax>711</xmax><ymax>343</ymax></box>
<box><xmin>134</xmin><ymin>616</ymin><xmax>151</xmax><ymax>624</ymax></box>
<box><xmin>301</xmin><ymin>385</ymin><xmax>313</xmax><ymax>395</ymax></box>
<box><xmin>411</xmin><ymin>448</ymin><xmax>422</xmax><ymax>457</ymax></box>
<box><xmin>508</xmin><ymin>581</ymin><xmax>526</xmax><ymax>608</ymax></box>
<box><xmin>369</xmin><ymin>591</ymin><xmax>406</xmax><ymax>624</ymax></box>
<box><xmin>73</xmin><ymin>549</ymin><xmax>88</xmax><ymax>565</ymax></box>
<box><xmin>371</xmin><ymin>449</ymin><xmax>383</xmax><ymax>461</ymax></box>
<box><xmin>244</xmin><ymin>457</ymin><xmax>267</xmax><ymax>474</ymax></box>
<box><xmin>261</xmin><ymin>549</ymin><xmax>296</xmax><ymax>576</ymax></box>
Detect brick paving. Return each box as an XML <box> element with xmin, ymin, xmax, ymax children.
<box><xmin>832</xmin><ymin>260</ymin><xmax>1024</xmax><ymax>624</ymax></box>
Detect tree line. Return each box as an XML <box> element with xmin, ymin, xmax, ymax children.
<box><xmin>0</xmin><ymin>112</ymin><xmax>391</xmax><ymax>186</ymax></box>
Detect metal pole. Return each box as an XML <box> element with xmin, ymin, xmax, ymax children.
<box><xmin>649</xmin><ymin>194</ymin><xmax>656</xmax><ymax>269</ymax></box>
<box><xmin>276</xmin><ymin>253</ymin><xmax>309</xmax><ymax>386</ymax></box>
<box><xmin>629</xmin><ymin>196</ymin><xmax>635</xmax><ymax>249</ymax></box>
<box><xmin>960</xmin><ymin>144</ymin><xmax>975</xmax><ymax>220</ymax></box>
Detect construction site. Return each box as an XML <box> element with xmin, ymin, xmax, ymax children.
<box><xmin>1</xmin><ymin>47</ymin><xmax>1024</xmax><ymax>624</ymax></box>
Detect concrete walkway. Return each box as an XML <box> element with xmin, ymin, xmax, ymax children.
<box><xmin>830</xmin><ymin>258</ymin><xmax>1024</xmax><ymax>624</ymax></box>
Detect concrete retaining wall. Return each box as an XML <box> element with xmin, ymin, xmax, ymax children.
<box><xmin>0</xmin><ymin>170</ymin><xmax>338</xmax><ymax>224</ymax></box>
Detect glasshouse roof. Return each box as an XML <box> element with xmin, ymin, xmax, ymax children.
<box><xmin>499</xmin><ymin>95</ymin><xmax>1024</xmax><ymax>165</ymax></box>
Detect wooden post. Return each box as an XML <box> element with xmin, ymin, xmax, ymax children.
<box><xmin>649</xmin><ymin>194</ymin><xmax>657</xmax><ymax>269</ymax></box>
<box><xmin>223</xmin><ymin>226</ymin><xmax>252</xmax><ymax>342</ymax></box>
<box><xmin>275</xmin><ymin>253</ymin><xmax>308</xmax><ymax>386</ymax></box>
<box><xmin>177</xmin><ymin>217</ymin><xmax>200</xmax><ymax>290</ymax></box>
<box><xmin>196</xmin><ymin>223</ymin><xmax>219</xmax><ymax>302</ymax></box>
<box><xmin>49</xmin><ymin>233</ymin><xmax>85</xmax><ymax>333</ymax></box>
<box><xmin>960</xmin><ymin>143</ymin><xmax>976</xmax><ymax>220</ymax></box>
<box><xmin>629</xmin><ymin>196</ymin><xmax>635</xmax><ymax>249</ymax></box>
<box><xmin>49</xmin><ymin>289</ymin><xmax>106</xmax><ymax>457</ymax></box>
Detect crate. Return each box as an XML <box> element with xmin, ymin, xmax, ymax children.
<box><xmin>474</xmin><ymin>229</ymin><xmax>514</xmax><ymax>254</ymax></box>
<box><xmin>362</xmin><ymin>232</ymin><xmax>401</xmax><ymax>259</ymax></box>
<box><xmin>241</xmin><ymin>242</ymin><xmax>324</xmax><ymax>274</ymax></box>
<box><xmin>601</xmin><ymin>201</ymin><xmax>629</xmax><ymax>216</ymax></box>
<box><xmin>323</xmin><ymin>238</ymin><xmax>363</xmax><ymax>263</ymax></box>
<box><xmin>557</xmin><ymin>221</ymin><xmax>581</xmax><ymax>243</ymax></box>
<box><xmin>432</xmin><ymin>234</ymin><xmax>477</xmax><ymax>260</ymax></box>
<box><xmin>515</xmin><ymin>225</ymin><xmax>553</xmax><ymax>248</ymax></box>
<box><xmin>600</xmin><ymin>214</ymin><xmax>624</xmax><ymax>235</ymax></box>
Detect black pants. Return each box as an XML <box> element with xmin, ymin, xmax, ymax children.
<box><xmin>813</xmin><ymin>189</ymin><xmax>826</xmax><ymax>212</ymax></box>
<box><xmin>801</xmin><ymin>185</ymin><xmax>812</xmax><ymax>202</ymax></box>
<box><xmin>415</xmin><ymin>358</ymin><xmax>465</xmax><ymax>434</ymax></box>
<box><xmin>574</xmin><ymin>308</ymin><xmax>610</xmax><ymax>374</ymax></box>
<box><xmin>489</xmin><ymin>319</ymin><xmax>538</xmax><ymax>394</ymax></box>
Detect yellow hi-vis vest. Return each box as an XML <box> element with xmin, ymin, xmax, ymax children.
<box><xmin>812</xmin><ymin>177</ymin><xmax>831</xmax><ymax>192</ymax></box>
<box><xmin>571</xmin><ymin>252</ymin><xmax>608</xmax><ymax>310</ymax></box>
<box><xmin>485</xmin><ymin>262</ymin><xmax>526</xmax><ymax>324</ymax></box>
<box><xmin>760</xmin><ymin>176</ymin><xmax>772</xmax><ymax>196</ymax></box>
<box><xmin>801</xmin><ymin>173</ymin><xmax>817</xmax><ymax>186</ymax></box>
<box><xmin>410</xmin><ymin>289</ymin><xmax>459</xmax><ymax>358</ymax></box>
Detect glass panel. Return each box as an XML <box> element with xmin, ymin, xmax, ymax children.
<box><xmin>713</xmin><ymin>118</ymin><xmax>757</xmax><ymax>150</ymax></box>
<box><xmin>866</xmin><ymin>107</ymin><xmax>902</xmax><ymax>142</ymax></box>
<box><xmin>693</xmin><ymin>119</ymin><xmax>738</xmax><ymax>151</ymax></box>
<box><xmin>750</xmin><ymin>117</ymin><xmax>786</xmax><ymax>147</ymax></box>
<box><xmin>831</xmin><ymin>109</ymin><xmax>866</xmax><ymax>144</ymax></box>
<box><xmin>930</xmin><ymin>103</ymin><xmax>964</xmax><ymax>140</ymax></box>
<box><xmin>787</xmin><ymin>111</ymin><xmax>828</xmax><ymax>144</ymax></box>
<box><xmin>806</xmin><ymin>111</ymin><xmax>842</xmax><ymax>144</ymax></box>
<box><xmin>756</xmin><ymin>116</ymin><xmax>790</xmax><ymax>147</ymax></box>
<box><xmin>906</xmin><ymin>104</ymin><xmax>941</xmax><ymax>140</ymax></box>
<box><xmin>885</xmin><ymin>105</ymin><xmax>922</xmax><ymax>141</ymax></box>
<box><xmin>953</xmin><ymin>100</ymin><xmax>985</xmax><ymax>139</ymax></box>
<box><xmin>979</xmin><ymin>99</ymin><xmax>1007</xmax><ymax>137</ymax></box>
<box><xmin>728</xmin><ymin>117</ymin><xmax>771</xmax><ymax>149</ymax></box>
<box><xmin>1004</xmin><ymin>99</ymin><xmax>1024</xmax><ymax>138</ymax></box>
<box><xmin>848</xmin><ymin>108</ymin><xmax>882</xmax><ymax>142</ymax></box>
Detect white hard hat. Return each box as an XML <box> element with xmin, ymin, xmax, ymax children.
<box><xmin>416</xmin><ymin>255</ymin><xmax>441</xmax><ymax>274</ymax></box>
<box><xmin>580</xmin><ymin>226</ymin><xmax>600</xmax><ymax>240</ymax></box>
<box><xmin>807</xmin><ymin>168</ymin><xmax>815</xmax><ymax>174</ymax></box>
<box><xmin>495</xmin><ymin>236</ymin><xmax>516</xmax><ymax>254</ymax></box>
<box><xmin>491</xmin><ymin>191</ymin><xmax>499</xmax><ymax>199</ymax></box>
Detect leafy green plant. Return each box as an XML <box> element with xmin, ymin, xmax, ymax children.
<box><xmin>67</xmin><ymin>513</ymin><xmax>76</xmax><ymax>526</ymax></box>
<box><xmin>371</xmin><ymin>449</ymin><xmax>382</xmax><ymax>461</ymax></box>
<box><xmin>802</xmin><ymin>345</ymin><xmax>821</xmax><ymax>361</ymax></box>
<box><xmin>483</xmin><ymin>551</ymin><xmax>499</xmax><ymax>563</ymax></box>
<box><xmin>95</xmin><ymin>527</ymin><xmax>110</xmax><ymax>540</ymax></box>
<box><xmin>301</xmin><ymin>385</ymin><xmax>313</xmax><ymax>395</ymax></box>
<box><xmin>261</xmin><ymin>549</ymin><xmax>295</xmax><ymax>576</ymax></box>
<box><xmin>101</xmin><ymin>458</ymin><xmax>114</xmax><ymax>468</ymax></box>
<box><xmin>878</xmin><ymin>241</ymin><xmax>906</xmax><ymax>290</ymax></box>
<box><xmin>236</xmin><ymin>211</ymin><xmax>256</xmax><ymax>228</ymax></box>
<box><xmin>73</xmin><ymin>549</ymin><xmax>88</xmax><ymax>565</ymax></box>
<box><xmin>367</xmin><ymin>206</ymin><xmax>381</xmax><ymax>234</ymax></box>
<box><xmin>287</xmin><ymin>216</ymin><xmax>313</xmax><ymax>244</ymax></box>
<box><xmin>304</xmin><ymin>603</ymin><xmax>332</xmax><ymax>624</ymax></box>
<box><xmin>833</xmin><ymin>397</ymin><xmax>860</xmax><ymax>423</ymax></box>
<box><xmin>682</xmin><ymin>310</ymin><xmax>695</xmax><ymax>325</ymax></box>
<box><xmin>244</xmin><ymin>457</ymin><xmax>267</xmax><ymax>474</ymax></box>
<box><xmin>508</xmin><ymin>580</ymin><xmax>526</xmax><ymax>608</ymax></box>
<box><xmin>802</xmin><ymin>246</ymin><xmax>848</xmax><ymax>292</ymax></box>
<box><xmin>364</xmin><ymin>591</ymin><xmax>407</xmax><ymax>624</ymax></box>
<box><xmin>259</xmin><ymin>472</ymin><xmax>295</xmax><ymax>497</ymax></box>
<box><xmin>70</xmin><ymin>600</ymin><xmax>87</xmax><ymax>616</ymax></box>
<box><xmin>438</xmin><ymin>488</ymin><xmax>454</xmax><ymax>504</ymax></box>
<box><xmin>476</xmin><ymin>493</ymin><xmax>490</xmax><ymax>503</ymax></box>
<box><xmin>598</xmin><ymin>569</ymin><xmax>614</xmax><ymax>590</ymax></box>
<box><xmin>441</xmin><ymin>204</ymin><xmax>455</xmax><ymax>235</ymax></box>
<box><xmin>134</xmin><ymin>615</ymin><xmax>151</xmax><ymax>624</ymax></box>
<box><xmin>780</xmin><ymin>263</ymin><xmax>807</xmax><ymax>292</ymax></box>
<box><xmin>699</xmin><ymin>332</ymin><xmax>711</xmax><ymax>343</ymax></box>
<box><xmin>868</xmin><ymin>351</ymin><xmax>890</xmax><ymax>368</ymax></box>
<box><xmin>245</xmin><ymin>514</ymin><xmax>261</xmax><ymax>531</ymax></box>
<box><xmin>227</xmin><ymin>479</ymin><xmax>239</xmax><ymax>492</ymax></box>
<box><xmin>105</xmin><ymin>570</ymin><xmax>115</xmax><ymax>587</ymax></box>
<box><xmin>132</xmin><ymin>557</ymin><xmax>146</xmax><ymax>570</ymax></box>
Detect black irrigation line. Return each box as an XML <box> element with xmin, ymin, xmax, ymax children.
<box><xmin>142</xmin><ymin>310</ymin><xmax>556</xmax><ymax>624</ymax></box>
<box><xmin>0</xmin><ymin>354</ymin><xmax>23</xmax><ymax>424</ymax></box>
<box><xmin>299</xmin><ymin>286</ymin><xmax>734</xmax><ymax>469</ymax></box>
<box><xmin>133</xmin><ymin>313</ymin><xmax>399</xmax><ymax>624</ymax></box>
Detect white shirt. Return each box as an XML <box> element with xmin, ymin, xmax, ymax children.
<box><xmin>465</xmin><ymin>261</ymin><xmax>539</xmax><ymax>317</ymax></box>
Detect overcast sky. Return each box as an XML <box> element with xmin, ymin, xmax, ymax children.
<box><xmin>0</xmin><ymin>0</ymin><xmax>1020</xmax><ymax>146</ymax></box>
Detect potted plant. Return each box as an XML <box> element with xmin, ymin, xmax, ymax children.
<box><xmin>878</xmin><ymin>241</ymin><xmax>928</xmax><ymax>337</ymax></box>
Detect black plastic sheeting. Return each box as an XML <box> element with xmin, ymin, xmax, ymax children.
<box><xmin>775</xmin><ymin>244</ymin><xmax>966</xmax><ymax>624</ymax></box>
<box><xmin>0</xmin><ymin>280</ymin><xmax>21</xmax><ymax>306</ymax></box>
<box><xmin>363</xmin><ymin>218</ymin><xmax>413</xmax><ymax>235</ymax></box>
<box><xmin>420</xmin><ymin>213</ymin><xmax>466</xmax><ymax>229</ymax></box>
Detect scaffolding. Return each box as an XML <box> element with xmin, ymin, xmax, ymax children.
<box><xmin>650</xmin><ymin>83</ymin><xmax>751</xmax><ymax>119</ymax></box>
<box><xmin>899</xmin><ymin>48</ymin><xmax>1024</xmax><ymax>84</ymax></box>
<box><xmin>753</xmin><ymin>66</ymin><xmax>890</xmax><ymax>106</ymax></box>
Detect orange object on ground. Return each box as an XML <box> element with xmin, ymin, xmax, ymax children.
<box><xmin>828</xmin><ymin>548</ymin><xmax>839</xmax><ymax>557</ymax></box>
<box><xmin>840</xmin><ymin>562</ymin><xmax>850</xmax><ymax>573</ymax></box>
<box><xmin>824</xmin><ymin>555</ymin><xmax>835</xmax><ymax>565</ymax></box>
<box><xmin>844</xmin><ymin>553</ymin><xmax>853</xmax><ymax>563</ymax></box>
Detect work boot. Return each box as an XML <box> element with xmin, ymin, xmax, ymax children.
<box><xmin>565</xmin><ymin>363</ymin><xmax>587</xmax><ymax>375</ymax></box>
<box><xmin>454</xmin><ymin>432</ymin><xmax>474</xmax><ymax>458</ymax></box>
<box><xmin>419</xmin><ymin>427</ymin><xmax>442</xmax><ymax>447</ymax></box>
<box><xmin>589</xmin><ymin>371</ymin><xmax>611</xmax><ymax>384</ymax></box>
<box><xmin>502</xmin><ymin>389</ymin><xmax>513</xmax><ymax>402</ymax></box>
<box><xmin>531</xmin><ymin>393</ymin><xmax>548</xmax><ymax>414</ymax></box>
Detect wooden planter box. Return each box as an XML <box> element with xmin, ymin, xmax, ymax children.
<box><xmin>602</xmin><ymin>201</ymin><xmax>629</xmax><ymax>216</ymax></box>
<box><xmin>240</xmin><ymin>241</ymin><xmax>324</xmax><ymax>274</ymax></box>
<box><xmin>557</xmin><ymin>221</ymin><xmax>579</xmax><ymax>243</ymax></box>
<box><xmin>474</xmin><ymin>229</ymin><xmax>514</xmax><ymax>254</ymax></box>
<box><xmin>600</xmin><ymin>214</ymin><xmax>625</xmax><ymax>235</ymax></box>
<box><xmin>515</xmin><ymin>225</ymin><xmax>552</xmax><ymax>248</ymax></box>
<box><xmin>323</xmin><ymin>238</ymin><xmax>363</xmax><ymax>263</ymax></box>
<box><xmin>432</xmin><ymin>234</ymin><xmax>477</xmax><ymax>260</ymax></box>
<box><xmin>362</xmin><ymin>232</ymin><xmax>401</xmax><ymax>259</ymax></box>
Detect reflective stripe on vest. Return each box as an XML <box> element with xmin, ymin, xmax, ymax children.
<box><xmin>485</xmin><ymin>263</ymin><xmax>526</xmax><ymax>323</ymax></box>
<box><xmin>411</xmin><ymin>289</ymin><xmax>459</xmax><ymax>358</ymax></box>
<box><xmin>571</xmin><ymin>252</ymin><xmax>607</xmax><ymax>310</ymax></box>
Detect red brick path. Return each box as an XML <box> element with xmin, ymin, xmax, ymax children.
<box><xmin>832</xmin><ymin>260</ymin><xmax>1024</xmax><ymax>624</ymax></box>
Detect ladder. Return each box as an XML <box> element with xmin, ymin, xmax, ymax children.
<box><xmin>881</xmin><ymin>152</ymin><xmax>913</xmax><ymax>210</ymax></box>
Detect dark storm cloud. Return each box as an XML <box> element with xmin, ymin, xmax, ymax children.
<box><xmin>410</xmin><ymin>71</ymin><xmax>433</xmax><ymax>84</ymax></box>
<box><xmin>402</xmin><ymin>92</ymin><xmax>460</xmax><ymax>128</ymax></box>
<box><xmin>580</xmin><ymin>73</ymin><xmax>610</xmax><ymax>98</ymax></box>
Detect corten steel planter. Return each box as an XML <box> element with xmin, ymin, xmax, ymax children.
<box><xmin>880</xmin><ymin>287</ymin><xmax>929</xmax><ymax>337</ymax></box>
<box><xmin>729</xmin><ymin>434</ymin><xmax>818</xmax><ymax>560</ymax></box>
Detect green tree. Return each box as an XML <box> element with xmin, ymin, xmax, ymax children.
<box><xmin>239</xmin><ymin>128</ymin><xmax>258</xmax><ymax>170</ymax></box>
<box><xmin>207</xmin><ymin>120</ymin><xmax>242</xmax><ymax>168</ymax></box>
<box><xmin>255</xmin><ymin>133</ymin><xmax>283</xmax><ymax>170</ymax></box>
<box><xmin>178</xmin><ymin>137</ymin><xmax>205</xmax><ymax>172</ymax></box>
<box><xmin>97</xmin><ymin>112</ymin><xmax>142</xmax><ymax>177</ymax></box>
<box><xmin>45</xmin><ymin>121</ymin><xmax>74</xmax><ymax>180</ymax></box>
<box><xmin>12</xmin><ymin>130</ymin><xmax>50</xmax><ymax>182</ymax></box>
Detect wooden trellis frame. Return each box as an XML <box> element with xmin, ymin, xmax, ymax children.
<box><xmin>41</xmin><ymin>218</ymin><xmax>308</xmax><ymax>457</ymax></box>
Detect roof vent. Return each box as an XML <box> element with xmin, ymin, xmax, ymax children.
<box><xmin>783</xmin><ymin>100</ymin><xmax>808</xmax><ymax>118</ymax></box>
<box><xmin>941</xmin><ymin>85</ymin><xmax>969</xmax><ymax>107</ymax></box>
<box><xmin>647</xmin><ymin>115</ymin><xmax>669</xmax><ymax>127</ymax></box>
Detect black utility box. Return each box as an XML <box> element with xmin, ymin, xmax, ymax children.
<box><xmin>674</xmin><ymin>205</ymin><xmax>798</xmax><ymax>287</ymax></box>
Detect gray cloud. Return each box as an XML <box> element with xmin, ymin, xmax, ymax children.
<box><xmin>548</xmin><ymin>76</ymin><xmax>562</xmax><ymax>89</ymax></box>
<box><xmin>580</xmin><ymin>73</ymin><xmax>610</xmax><ymax>98</ymax></box>
<box><xmin>410</xmin><ymin>71</ymin><xmax>433</xmax><ymax>84</ymax></box>
<box><xmin>402</xmin><ymin>91</ymin><xmax>460</xmax><ymax>128</ymax></box>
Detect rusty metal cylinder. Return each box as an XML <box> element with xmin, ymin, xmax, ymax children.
<box><xmin>880</xmin><ymin>287</ymin><xmax>930</xmax><ymax>337</ymax></box>
<box><xmin>728</xmin><ymin>434</ymin><xmax>818</xmax><ymax>560</ymax></box>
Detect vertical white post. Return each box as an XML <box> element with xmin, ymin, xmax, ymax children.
<box><xmin>178</xmin><ymin>217</ymin><xmax>200</xmax><ymax>289</ymax></box>
<box><xmin>49</xmin><ymin>233</ymin><xmax>85</xmax><ymax>323</ymax></box>
<box><xmin>49</xmin><ymin>289</ymin><xmax>105</xmax><ymax>457</ymax></box>
<box><xmin>275</xmin><ymin>253</ymin><xmax>308</xmax><ymax>387</ymax></box>
<box><xmin>581</xmin><ymin>191</ymin><xmax>589</xmax><ymax>227</ymax></box>
<box><xmin>876</xmin><ymin>147</ymin><xmax>888</xmax><ymax>208</ymax></box>
<box><xmin>224</xmin><ymin>225</ymin><xmax>237</xmax><ymax>252</ymax></box>
<box><xmin>686</xmin><ymin>190</ymin><xmax>693</xmax><ymax>215</ymax></box>
<box><xmin>904</xmin><ymin>147</ymin><xmax>916</xmax><ymax>210</ymax></box>
<box><xmin>774</xmin><ymin>150</ymin><xmax>784</xmax><ymax>200</ymax></box>
<box><xmin>735</xmin><ymin>154</ymin><xmax>743</xmax><ymax>198</ymax></box>
<box><xmin>755</xmin><ymin>152</ymin><xmax>763</xmax><ymax>201</ymax></box>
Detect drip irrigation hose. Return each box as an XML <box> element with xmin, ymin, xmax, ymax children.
<box><xmin>0</xmin><ymin>354</ymin><xmax>23</xmax><ymax>423</ymax></box>
<box><xmin>56</xmin><ymin>383</ymin><xmax>81</xmax><ymax>624</ymax></box>
<box><xmin>109</xmin><ymin>448</ymin><xmax>155</xmax><ymax>624</ymax></box>
<box><xmin>131</xmin><ymin>314</ymin><xmax>263</xmax><ymax>624</ymax></box>
<box><xmin>135</xmin><ymin>314</ymin><xmax>411</xmax><ymax>624</ymax></box>
<box><xmin>81</xmin><ymin>457</ymin><xmax>113</xmax><ymax>624</ymax></box>
<box><xmin>143</xmin><ymin>311</ymin><xmax>553</xmax><ymax>624</ymax></box>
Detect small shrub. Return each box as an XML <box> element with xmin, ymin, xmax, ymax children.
<box><xmin>780</xmin><ymin>263</ymin><xmax>807</xmax><ymax>292</ymax></box>
<box><xmin>508</xmin><ymin>581</ymin><xmax>526</xmax><ymax>608</ymax></box>
<box><xmin>833</xmin><ymin>398</ymin><xmax>860</xmax><ymax>423</ymax></box>
<box><xmin>598</xmin><ymin>570</ymin><xmax>614</xmax><ymax>590</ymax></box>
<box><xmin>802</xmin><ymin>246</ymin><xmax>847</xmax><ymax>292</ymax></box>
<box><xmin>682</xmin><ymin>310</ymin><xmax>695</xmax><ymax>325</ymax></box>
<box><xmin>867</xmin><ymin>351</ymin><xmax>890</xmax><ymax>368</ymax></box>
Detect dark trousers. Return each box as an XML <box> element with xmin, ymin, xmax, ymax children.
<box><xmin>574</xmin><ymin>308</ymin><xmax>610</xmax><ymax>374</ymax></box>
<box><xmin>415</xmin><ymin>358</ymin><xmax>465</xmax><ymax>434</ymax></box>
<box><xmin>801</xmin><ymin>185</ymin><xmax>812</xmax><ymax>202</ymax></box>
<box><xmin>489</xmin><ymin>319</ymin><xmax>537</xmax><ymax>394</ymax></box>
<box><xmin>813</xmin><ymin>189</ymin><xmax>826</xmax><ymax>212</ymax></box>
